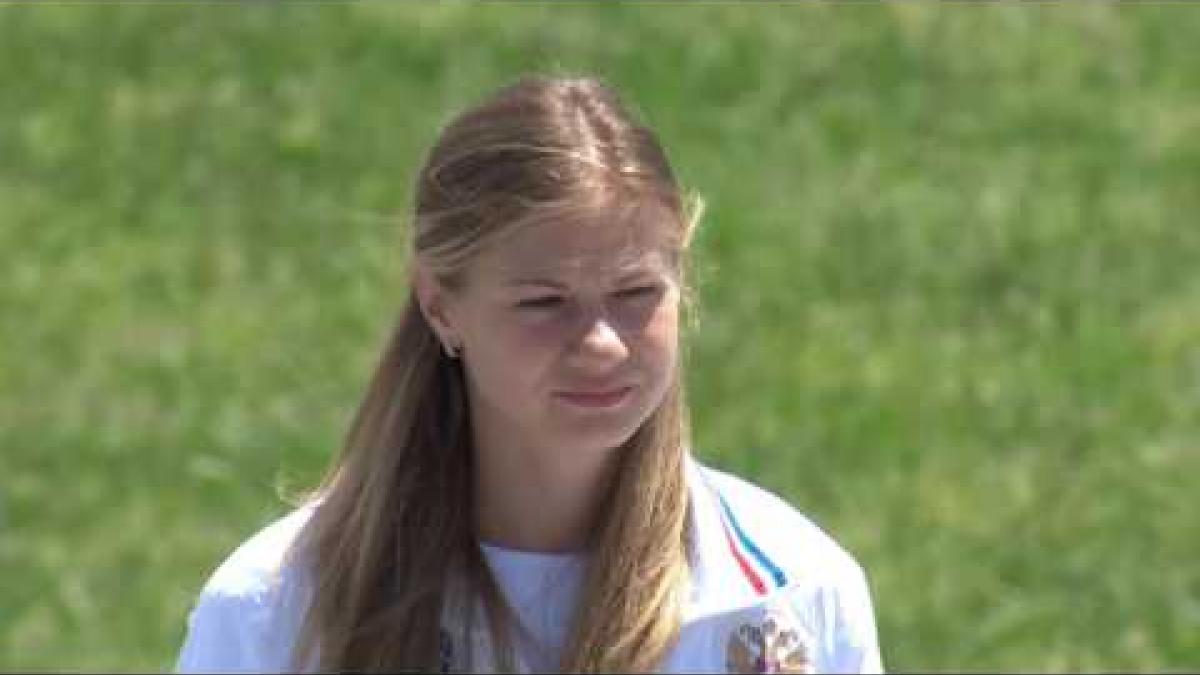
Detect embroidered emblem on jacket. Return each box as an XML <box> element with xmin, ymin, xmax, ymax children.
<box><xmin>725</xmin><ymin>612</ymin><xmax>813</xmax><ymax>674</ymax></box>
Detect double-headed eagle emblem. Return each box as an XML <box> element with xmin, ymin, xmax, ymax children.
<box><xmin>725</xmin><ymin>610</ymin><xmax>813</xmax><ymax>674</ymax></box>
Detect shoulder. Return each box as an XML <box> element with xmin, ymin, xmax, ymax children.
<box><xmin>175</xmin><ymin>502</ymin><xmax>317</xmax><ymax>673</ymax></box>
<box><xmin>684</xmin><ymin>460</ymin><xmax>883</xmax><ymax>673</ymax></box>
<box><xmin>201</xmin><ymin>502</ymin><xmax>316</xmax><ymax>598</ymax></box>
<box><xmin>693</xmin><ymin>461</ymin><xmax>864</xmax><ymax>589</ymax></box>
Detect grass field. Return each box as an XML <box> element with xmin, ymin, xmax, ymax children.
<box><xmin>2</xmin><ymin>3</ymin><xmax>1199</xmax><ymax>671</ymax></box>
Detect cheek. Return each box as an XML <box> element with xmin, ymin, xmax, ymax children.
<box><xmin>638</xmin><ymin>301</ymin><xmax>680</xmax><ymax>370</ymax></box>
<box><xmin>467</xmin><ymin>313</ymin><xmax>559</xmax><ymax>384</ymax></box>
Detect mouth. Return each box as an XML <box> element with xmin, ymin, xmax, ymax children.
<box><xmin>554</xmin><ymin>386</ymin><xmax>634</xmax><ymax>409</ymax></box>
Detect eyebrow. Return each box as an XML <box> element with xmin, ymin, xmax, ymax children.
<box><xmin>504</xmin><ymin>266</ymin><xmax>664</xmax><ymax>289</ymax></box>
<box><xmin>505</xmin><ymin>278</ymin><xmax>569</xmax><ymax>289</ymax></box>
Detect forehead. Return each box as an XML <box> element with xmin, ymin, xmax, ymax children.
<box><xmin>471</xmin><ymin>209</ymin><xmax>678</xmax><ymax>282</ymax></box>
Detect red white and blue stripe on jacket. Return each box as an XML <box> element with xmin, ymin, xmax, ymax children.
<box><xmin>707</xmin><ymin>479</ymin><xmax>789</xmax><ymax>596</ymax></box>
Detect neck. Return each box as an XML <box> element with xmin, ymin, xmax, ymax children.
<box><xmin>473</xmin><ymin>431</ymin><xmax>619</xmax><ymax>554</ymax></box>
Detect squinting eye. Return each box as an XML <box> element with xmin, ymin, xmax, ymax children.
<box><xmin>615</xmin><ymin>285</ymin><xmax>659</xmax><ymax>299</ymax></box>
<box><xmin>516</xmin><ymin>296</ymin><xmax>564</xmax><ymax>310</ymax></box>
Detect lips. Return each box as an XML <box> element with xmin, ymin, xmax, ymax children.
<box><xmin>554</xmin><ymin>386</ymin><xmax>633</xmax><ymax>408</ymax></box>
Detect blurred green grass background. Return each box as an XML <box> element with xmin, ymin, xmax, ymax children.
<box><xmin>2</xmin><ymin>3</ymin><xmax>1198</xmax><ymax>671</ymax></box>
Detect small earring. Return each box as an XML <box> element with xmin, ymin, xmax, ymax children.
<box><xmin>443</xmin><ymin>341</ymin><xmax>460</xmax><ymax>359</ymax></box>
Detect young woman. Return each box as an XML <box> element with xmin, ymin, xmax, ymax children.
<box><xmin>176</xmin><ymin>75</ymin><xmax>882</xmax><ymax>674</ymax></box>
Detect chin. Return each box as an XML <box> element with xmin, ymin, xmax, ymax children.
<box><xmin>557</xmin><ymin>415</ymin><xmax>646</xmax><ymax>454</ymax></box>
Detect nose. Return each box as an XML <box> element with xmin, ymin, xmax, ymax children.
<box><xmin>572</xmin><ymin>313</ymin><xmax>630</xmax><ymax>365</ymax></box>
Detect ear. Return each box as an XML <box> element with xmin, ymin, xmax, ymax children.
<box><xmin>411</xmin><ymin>263</ymin><xmax>460</xmax><ymax>352</ymax></box>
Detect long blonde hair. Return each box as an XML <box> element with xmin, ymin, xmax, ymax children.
<box><xmin>291</xmin><ymin>75</ymin><xmax>702</xmax><ymax>672</ymax></box>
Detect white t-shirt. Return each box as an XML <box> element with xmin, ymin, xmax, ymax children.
<box><xmin>176</xmin><ymin>458</ymin><xmax>883</xmax><ymax>673</ymax></box>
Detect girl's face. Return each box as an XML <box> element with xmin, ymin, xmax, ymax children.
<box><xmin>422</xmin><ymin>214</ymin><xmax>680</xmax><ymax>459</ymax></box>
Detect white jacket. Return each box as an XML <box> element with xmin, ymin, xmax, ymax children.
<box><xmin>176</xmin><ymin>458</ymin><xmax>883</xmax><ymax>673</ymax></box>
